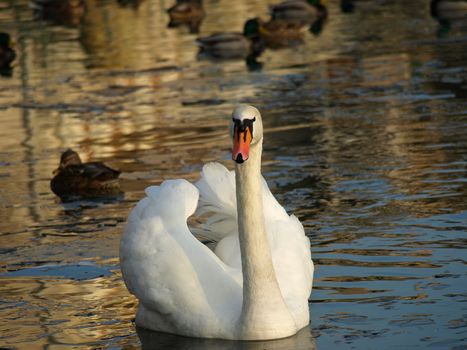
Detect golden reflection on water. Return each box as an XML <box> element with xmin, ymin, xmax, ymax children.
<box><xmin>0</xmin><ymin>0</ymin><xmax>466</xmax><ymax>348</ymax></box>
<box><xmin>0</xmin><ymin>272</ymin><xmax>136</xmax><ymax>349</ymax></box>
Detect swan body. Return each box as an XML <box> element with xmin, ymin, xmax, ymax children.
<box><xmin>120</xmin><ymin>105</ymin><xmax>313</xmax><ymax>340</ymax></box>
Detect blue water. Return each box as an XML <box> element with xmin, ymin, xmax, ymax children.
<box><xmin>0</xmin><ymin>0</ymin><xmax>466</xmax><ymax>349</ymax></box>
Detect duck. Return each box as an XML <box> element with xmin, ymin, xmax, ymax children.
<box><xmin>167</xmin><ymin>0</ymin><xmax>205</xmax><ymax>33</ymax></box>
<box><xmin>270</xmin><ymin>0</ymin><xmax>328</xmax><ymax>26</ymax></box>
<box><xmin>431</xmin><ymin>0</ymin><xmax>467</xmax><ymax>20</ymax></box>
<box><xmin>195</xmin><ymin>18</ymin><xmax>264</xmax><ymax>59</ymax></box>
<box><xmin>50</xmin><ymin>149</ymin><xmax>121</xmax><ymax>199</ymax></box>
<box><xmin>340</xmin><ymin>0</ymin><xmax>355</xmax><ymax>13</ymax></box>
<box><xmin>117</xmin><ymin>0</ymin><xmax>144</xmax><ymax>8</ymax></box>
<box><xmin>430</xmin><ymin>0</ymin><xmax>467</xmax><ymax>36</ymax></box>
<box><xmin>120</xmin><ymin>105</ymin><xmax>314</xmax><ymax>340</ymax></box>
<box><xmin>30</xmin><ymin>0</ymin><xmax>86</xmax><ymax>26</ymax></box>
<box><xmin>248</xmin><ymin>17</ymin><xmax>307</xmax><ymax>49</ymax></box>
<box><xmin>0</xmin><ymin>33</ymin><xmax>16</xmax><ymax>75</ymax></box>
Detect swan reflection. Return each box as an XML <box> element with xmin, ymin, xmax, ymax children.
<box><xmin>137</xmin><ymin>325</ymin><xmax>317</xmax><ymax>350</ymax></box>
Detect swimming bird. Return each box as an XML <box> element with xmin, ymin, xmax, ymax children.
<box><xmin>195</xmin><ymin>18</ymin><xmax>264</xmax><ymax>59</ymax></box>
<box><xmin>431</xmin><ymin>0</ymin><xmax>467</xmax><ymax>19</ymax></box>
<box><xmin>117</xmin><ymin>0</ymin><xmax>144</xmax><ymax>8</ymax></box>
<box><xmin>0</xmin><ymin>33</ymin><xmax>16</xmax><ymax>75</ymax></box>
<box><xmin>167</xmin><ymin>0</ymin><xmax>205</xmax><ymax>33</ymax></box>
<box><xmin>340</xmin><ymin>0</ymin><xmax>354</xmax><ymax>13</ymax></box>
<box><xmin>270</xmin><ymin>0</ymin><xmax>328</xmax><ymax>26</ymax></box>
<box><xmin>120</xmin><ymin>105</ymin><xmax>314</xmax><ymax>340</ymax></box>
<box><xmin>248</xmin><ymin>17</ymin><xmax>307</xmax><ymax>49</ymax></box>
<box><xmin>30</xmin><ymin>0</ymin><xmax>86</xmax><ymax>26</ymax></box>
<box><xmin>50</xmin><ymin>149</ymin><xmax>121</xmax><ymax>199</ymax></box>
<box><xmin>430</xmin><ymin>0</ymin><xmax>467</xmax><ymax>36</ymax></box>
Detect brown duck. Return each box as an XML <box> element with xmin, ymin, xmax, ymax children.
<box><xmin>51</xmin><ymin>149</ymin><xmax>121</xmax><ymax>199</ymax></box>
<box><xmin>270</xmin><ymin>0</ymin><xmax>328</xmax><ymax>26</ymax></box>
<box><xmin>249</xmin><ymin>17</ymin><xmax>307</xmax><ymax>49</ymax></box>
<box><xmin>0</xmin><ymin>33</ymin><xmax>16</xmax><ymax>75</ymax></box>
<box><xmin>168</xmin><ymin>0</ymin><xmax>205</xmax><ymax>33</ymax></box>
<box><xmin>30</xmin><ymin>0</ymin><xmax>86</xmax><ymax>26</ymax></box>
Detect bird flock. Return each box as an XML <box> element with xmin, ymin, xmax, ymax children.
<box><xmin>1</xmin><ymin>0</ymin><xmax>464</xmax><ymax>199</ymax></box>
<box><xmin>1</xmin><ymin>0</ymin><xmax>462</xmax><ymax>77</ymax></box>
<box><xmin>170</xmin><ymin>0</ymin><xmax>329</xmax><ymax>69</ymax></box>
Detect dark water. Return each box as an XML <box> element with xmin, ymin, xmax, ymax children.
<box><xmin>1</xmin><ymin>0</ymin><xmax>466</xmax><ymax>349</ymax></box>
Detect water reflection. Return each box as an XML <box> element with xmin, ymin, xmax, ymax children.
<box><xmin>0</xmin><ymin>271</ymin><xmax>137</xmax><ymax>349</ymax></box>
<box><xmin>0</xmin><ymin>0</ymin><xmax>467</xmax><ymax>349</ymax></box>
<box><xmin>137</xmin><ymin>326</ymin><xmax>317</xmax><ymax>350</ymax></box>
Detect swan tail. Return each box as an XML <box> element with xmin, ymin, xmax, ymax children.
<box><xmin>127</xmin><ymin>179</ymin><xmax>199</xmax><ymax>227</ymax></box>
<box><xmin>121</xmin><ymin>213</ymin><xmax>219</xmax><ymax>330</ymax></box>
<box><xmin>120</xmin><ymin>178</ymin><xmax>243</xmax><ymax>336</ymax></box>
<box><xmin>122</xmin><ymin>179</ymin><xmax>201</xmax><ymax>300</ymax></box>
<box><xmin>121</xmin><ymin>180</ymin><xmax>223</xmax><ymax>330</ymax></box>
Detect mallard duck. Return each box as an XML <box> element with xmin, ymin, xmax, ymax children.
<box><xmin>340</xmin><ymin>0</ymin><xmax>355</xmax><ymax>13</ymax></box>
<box><xmin>195</xmin><ymin>18</ymin><xmax>264</xmax><ymax>59</ymax></box>
<box><xmin>270</xmin><ymin>0</ymin><xmax>328</xmax><ymax>25</ymax></box>
<box><xmin>50</xmin><ymin>149</ymin><xmax>121</xmax><ymax>199</ymax></box>
<box><xmin>431</xmin><ymin>0</ymin><xmax>467</xmax><ymax>20</ymax></box>
<box><xmin>30</xmin><ymin>0</ymin><xmax>86</xmax><ymax>26</ymax></box>
<box><xmin>168</xmin><ymin>0</ymin><xmax>205</xmax><ymax>33</ymax></box>
<box><xmin>431</xmin><ymin>0</ymin><xmax>467</xmax><ymax>36</ymax></box>
<box><xmin>117</xmin><ymin>0</ymin><xmax>144</xmax><ymax>8</ymax></box>
<box><xmin>248</xmin><ymin>17</ymin><xmax>306</xmax><ymax>49</ymax></box>
<box><xmin>0</xmin><ymin>33</ymin><xmax>15</xmax><ymax>75</ymax></box>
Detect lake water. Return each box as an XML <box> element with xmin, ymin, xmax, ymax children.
<box><xmin>0</xmin><ymin>0</ymin><xmax>466</xmax><ymax>349</ymax></box>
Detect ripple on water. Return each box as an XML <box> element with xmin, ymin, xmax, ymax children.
<box><xmin>1</xmin><ymin>262</ymin><xmax>115</xmax><ymax>280</ymax></box>
<box><xmin>0</xmin><ymin>0</ymin><xmax>467</xmax><ymax>349</ymax></box>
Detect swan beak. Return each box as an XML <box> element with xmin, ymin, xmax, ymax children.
<box><xmin>232</xmin><ymin>127</ymin><xmax>252</xmax><ymax>164</ymax></box>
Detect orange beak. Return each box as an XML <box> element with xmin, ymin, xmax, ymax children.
<box><xmin>232</xmin><ymin>127</ymin><xmax>252</xmax><ymax>163</ymax></box>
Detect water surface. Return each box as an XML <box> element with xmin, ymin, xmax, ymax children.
<box><xmin>0</xmin><ymin>0</ymin><xmax>466</xmax><ymax>349</ymax></box>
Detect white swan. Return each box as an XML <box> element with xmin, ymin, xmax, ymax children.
<box><xmin>120</xmin><ymin>105</ymin><xmax>314</xmax><ymax>340</ymax></box>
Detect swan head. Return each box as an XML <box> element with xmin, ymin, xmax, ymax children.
<box><xmin>231</xmin><ymin>105</ymin><xmax>263</xmax><ymax>164</ymax></box>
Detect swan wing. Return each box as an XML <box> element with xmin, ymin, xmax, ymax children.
<box><xmin>268</xmin><ymin>214</ymin><xmax>314</xmax><ymax>327</ymax></box>
<box><xmin>120</xmin><ymin>179</ymin><xmax>242</xmax><ymax>337</ymax></box>
<box><xmin>195</xmin><ymin>162</ymin><xmax>238</xmax><ymax>241</ymax></box>
<box><xmin>195</xmin><ymin>162</ymin><xmax>290</xmax><ymax>242</ymax></box>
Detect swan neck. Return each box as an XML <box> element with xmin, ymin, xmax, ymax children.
<box><xmin>235</xmin><ymin>143</ymin><xmax>265</xmax><ymax>266</ymax></box>
<box><xmin>235</xmin><ymin>140</ymin><xmax>292</xmax><ymax>336</ymax></box>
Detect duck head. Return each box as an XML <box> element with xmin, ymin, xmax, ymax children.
<box><xmin>54</xmin><ymin>149</ymin><xmax>82</xmax><ymax>174</ymax></box>
<box><xmin>243</xmin><ymin>18</ymin><xmax>261</xmax><ymax>39</ymax></box>
<box><xmin>0</xmin><ymin>32</ymin><xmax>13</xmax><ymax>49</ymax></box>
